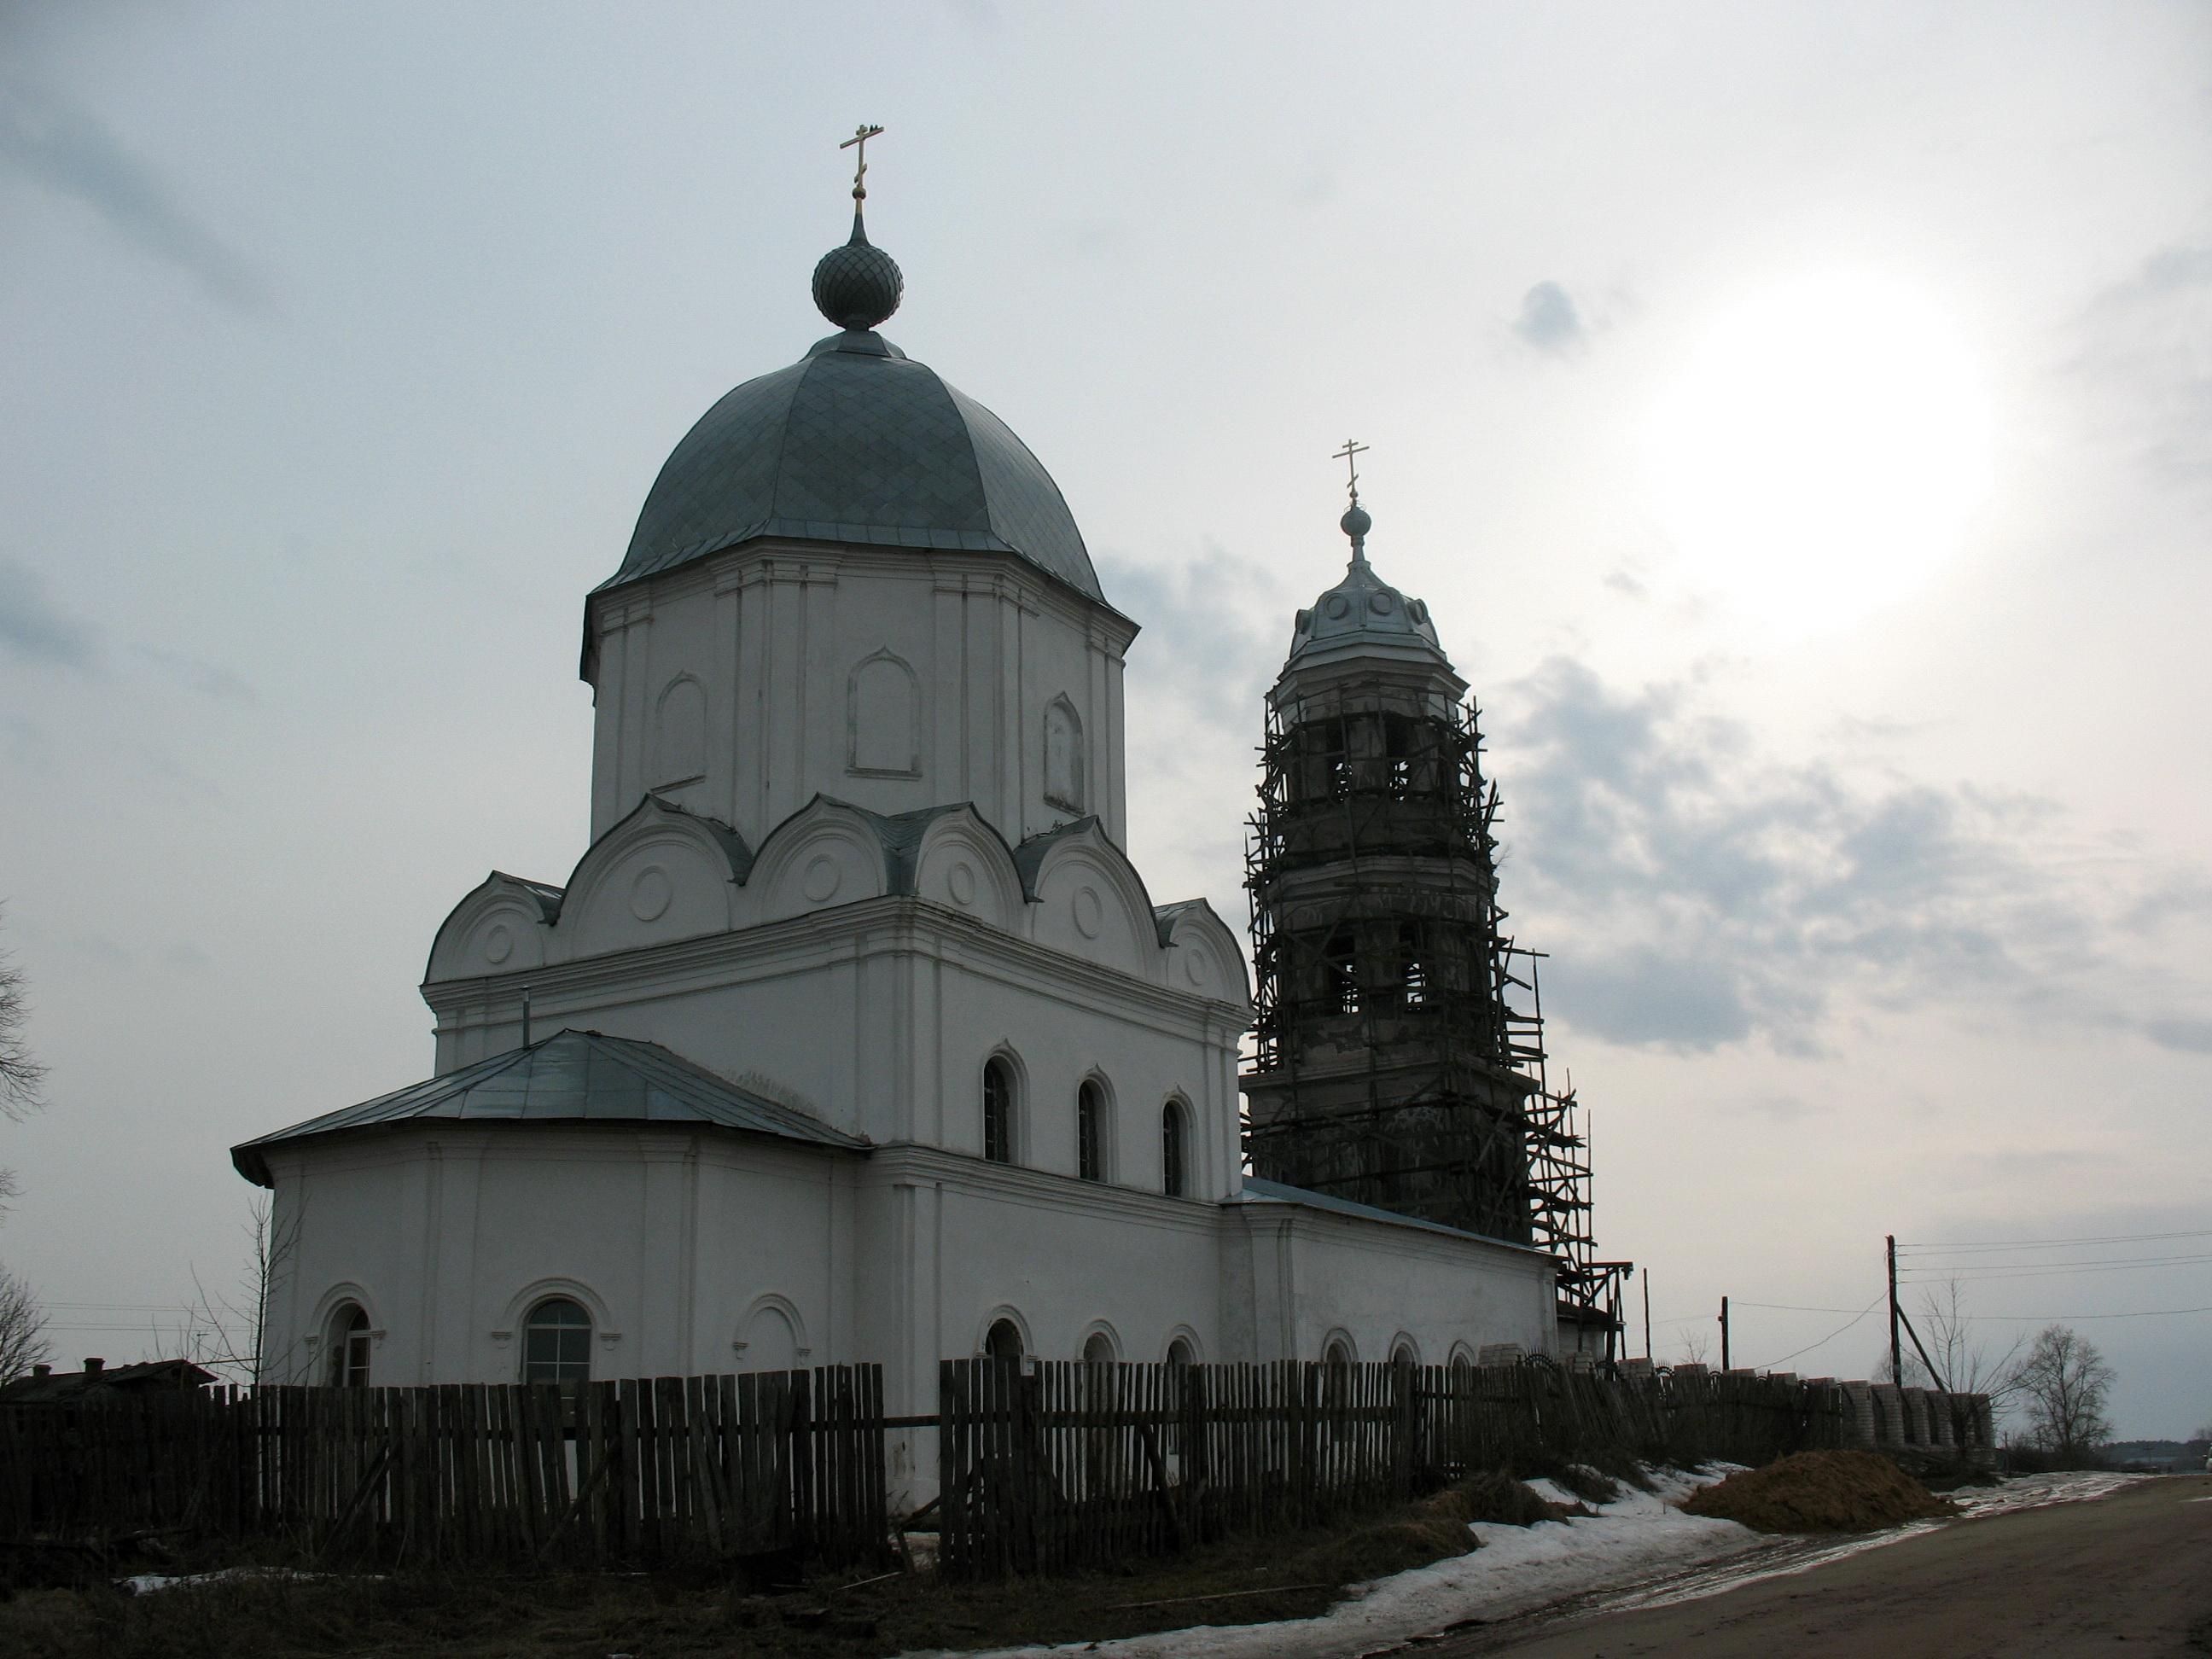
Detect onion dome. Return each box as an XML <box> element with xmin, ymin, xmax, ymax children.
<box><xmin>597</xmin><ymin>203</ymin><xmax>1100</xmax><ymax>606</ymax></box>
<box><xmin>811</xmin><ymin>210</ymin><xmax>904</xmax><ymax>330</ymax></box>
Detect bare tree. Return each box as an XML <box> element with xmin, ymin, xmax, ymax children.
<box><xmin>1674</xmin><ymin>1327</ymin><xmax>1712</xmax><ymax>1367</ymax></box>
<box><xmin>1883</xmin><ymin>1278</ymin><xmax>2027</xmax><ymax>1412</ymax></box>
<box><xmin>0</xmin><ymin>1264</ymin><xmax>51</xmax><ymax>1383</ymax></box>
<box><xmin>0</xmin><ymin>907</ymin><xmax>47</xmax><ymax>1121</ymax></box>
<box><xmin>2014</xmin><ymin>1324</ymin><xmax>2115</xmax><ymax>1464</ymax></box>
<box><xmin>168</xmin><ymin>1194</ymin><xmax>305</xmax><ymax>1386</ymax></box>
<box><xmin>0</xmin><ymin>908</ymin><xmax>48</xmax><ymax>1211</ymax></box>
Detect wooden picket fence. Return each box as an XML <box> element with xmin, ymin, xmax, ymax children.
<box><xmin>939</xmin><ymin>1358</ymin><xmax>1435</xmax><ymax>1577</ymax></box>
<box><xmin>1419</xmin><ymin>1361</ymin><xmax>1854</xmax><ymax>1478</ymax></box>
<box><xmin>935</xmin><ymin>1358</ymin><xmax>1875</xmax><ymax>1578</ymax></box>
<box><xmin>4</xmin><ymin>1359</ymin><xmax>1983</xmax><ymax>1581</ymax></box>
<box><xmin>0</xmin><ymin>1365</ymin><xmax>890</xmax><ymax>1569</ymax></box>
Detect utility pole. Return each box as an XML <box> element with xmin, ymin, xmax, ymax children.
<box><xmin>1886</xmin><ymin>1233</ymin><xmax>1902</xmax><ymax>1385</ymax></box>
<box><xmin>1643</xmin><ymin>1271</ymin><xmax>1653</xmax><ymax>1362</ymax></box>
<box><xmin>1719</xmin><ymin>1295</ymin><xmax>1730</xmax><ymax>1371</ymax></box>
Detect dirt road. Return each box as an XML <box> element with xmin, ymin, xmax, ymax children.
<box><xmin>1423</xmin><ymin>1473</ymin><xmax>2212</xmax><ymax>1657</ymax></box>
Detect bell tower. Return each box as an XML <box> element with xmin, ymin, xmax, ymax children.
<box><xmin>1242</xmin><ymin>457</ymin><xmax>1593</xmax><ymax>1264</ymax></box>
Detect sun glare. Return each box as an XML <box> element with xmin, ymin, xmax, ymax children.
<box><xmin>1644</xmin><ymin>272</ymin><xmax>1994</xmax><ymax>632</ymax></box>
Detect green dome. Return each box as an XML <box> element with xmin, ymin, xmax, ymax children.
<box><xmin>602</xmin><ymin>328</ymin><xmax>1102</xmax><ymax>602</ymax></box>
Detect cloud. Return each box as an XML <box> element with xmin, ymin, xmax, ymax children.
<box><xmin>2067</xmin><ymin>242</ymin><xmax>2211</xmax><ymax>494</ymax></box>
<box><xmin>0</xmin><ymin>714</ymin><xmax>54</xmax><ymax>773</ymax></box>
<box><xmin>1548</xmin><ymin>947</ymin><xmax>1751</xmax><ymax>1049</ymax></box>
<box><xmin>1493</xmin><ymin>657</ymin><xmax>2159</xmax><ymax>1053</ymax></box>
<box><xmin>1511</xmin><ymin>281</ymin><xmax>1587</xmax><ymax>357</ymax></box>
<box><xmin>0</xmin><ymin>556</ymin><xmax>98</xmax><ymax>669</ymax></box>
<box><xmin>0</xmin><ymin>76</ymin><xmax>268</xmax><ymax>311</ymax></box>
<box><xmin>132</xmin><ymin>643</ymin><xmax>259</xmax><ymax>704</ymax></box>
<box><xmin>2143</xmin><ymin>1016</ymin><xmax>2212</xmax><ymax>1056</ymax></box>
<box><xmin>1098</xmin><ymin>544</ymin><xmax>1287</xmax><ymax>729</ymax></box>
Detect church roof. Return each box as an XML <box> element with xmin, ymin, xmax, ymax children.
<box><xmin>1284</xmin><ymin>501</ymin><xmax>1449</xmax><ymax>671</ymax></box>
<box><xmin>1236</xmin><ymin>1176</ymin><xmax>1548</xmax><ymax>1254</ymax></box>
<box><xmin>230</xmin><ymin>1030</ymin><xmax>865</xmax><ymax>1185</ymax></box>
<box><xmin>597</xmin><ymin>208</ymin><xmax>1103</xmax><ymax>606</ymax></box>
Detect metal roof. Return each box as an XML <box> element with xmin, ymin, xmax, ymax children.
<box><xmin>1284</xmin><ymin>552</ymin><xmax>1449</xmax><ymax>669</ymax></box>
<box><xmin>599</xmin><ymin>328</ymin><xmax>1103</xmax><ymax>603</ymax></box>
<box><xmin>0</xmin><ymin>1359</ymin><xmax>217</xmax><ymax>1403</ymax></box>
<box><xmin>1235</xmin><ymin>1176</ymin><xmax>1547</xmax><ymax>1254</ymax></box>
<box><xmin>231</xmin><ymin>1030</ymin><xmax>866</xmax><ymax>1185</ymax></box>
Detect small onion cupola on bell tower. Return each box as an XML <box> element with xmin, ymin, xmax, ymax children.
<box><xmin>1242</xmin><ymin>444</ymin><xmax>1547</xmax><ymax>1247</ymax></box>
<box><xmin>1279</xmin><ymin>451</ymin><xmax>1454</xmax><ymax>690</ymax></box>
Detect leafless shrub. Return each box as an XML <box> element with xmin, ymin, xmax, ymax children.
<box><xmin>0</xmin><ymin>1263</ymin><xmax>51</xmax><ymax>1383</ymax></box>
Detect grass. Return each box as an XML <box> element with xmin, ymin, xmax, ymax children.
<box><xmin>0</xmin><ymin>1472</ymin><xmax>1581</xmax><ymax>1658</ymax></box>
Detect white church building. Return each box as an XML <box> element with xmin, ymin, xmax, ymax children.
<box><xmin>233</xmin><ymin>171</ymin><xmax>1561</xmax><ymax>1423</ymax></box>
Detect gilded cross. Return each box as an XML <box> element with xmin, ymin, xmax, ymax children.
<box><xmin>841</xmin><ymin>124</ymin><xmax>886</xmax><ymax>201</ymax></box>
<box><xmin>1333</xmin><ymin>438</ymin><xmax>1369</xmax><ymax>504</ymax></box>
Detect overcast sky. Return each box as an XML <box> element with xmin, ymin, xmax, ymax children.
<box><xmin>2</xmin><ymin>2</ymin><xmax>2206</xmax><ymax>1436</ymax></box>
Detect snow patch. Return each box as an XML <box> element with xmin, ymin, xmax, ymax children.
<box><xmin>122</xmin><ymin>1568</ymin><xmax>340</xmax><ymax>1595</ymax></box>
<box><xmin>911</xmin><ymin>1464</ymin><xmax>2135</xmax><ymax>1659</ymax></box>
<box><xmin>908</xmin><ymin>1464</ymin><xmax>1755</xmax><ymax>1659</ymax></box>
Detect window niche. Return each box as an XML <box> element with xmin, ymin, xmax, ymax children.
<box><xmin>847</xmin><ymin>650</ymin><xmax>920</xmax><ymax>777</ymax></box>
<box><xmin>653</xmin><ymin>675</ymin><xmax>707</xmax><ymax>788</ymax></box>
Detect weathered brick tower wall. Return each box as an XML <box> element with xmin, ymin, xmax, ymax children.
<box><xmin>1243</xmin><ymin>667</ymin><xmax>1539</xmax><ymax>1243</ymax></box>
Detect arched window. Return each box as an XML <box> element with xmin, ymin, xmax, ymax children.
<box><xmin>982</xmin><ymin>1057</ymin><xmax>1016</xmax><ymax>1165</ymax></box>
<box><xmin>1324</xmin><ymin>928</ymin><xmax>1360</xmax><ymax>1015</ymax></box>
<box><xmin>983</xmin><ymin>1318</ymin><xmax>1024</xmax><ymax>1363</ymax></box>
<box><xmin>1161</xmin><ymin>1098</ymin><xmax>1190</xmax><ymax>1197</ymax></box>
<box><xmin>1082</xmin><ymin>1330</ymin><xmax>1116</xmax><ymax>1365</ymax></box>
<box><xmin>522</xmin><ymin>1296</ymin><xmax>593</xmax><ymax>1388</ymax></box>
<box><xmin>1077</xmin><ymin>1080</ymin><xmax>1106</xmax><ymax>1182</ymax></box>
<box><xmin>1397</xmin><ymin>922</ymin><xmax>1428</xmax><ymax>1009</ymax></box>
<box><xmin>326</xmin><ymin>1303</ymin><xmax>370</xmax><ymax>1388</ymax></box>
<box><xmin>1166</xmin><ymin>1336</ymin><xmax>1196</xmax><ymax>1370</ymax></box>
<box><xmin>1323</xmin><ymin>1336</ymin><xmax>1353</xmax><ymax>1369</ymax></box>
<box><xmin>1391</xmin><ymin>1338</ymin><xmax>1420</xmax><ymax>1369</ymax></box>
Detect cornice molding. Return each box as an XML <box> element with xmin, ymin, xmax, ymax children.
<box><xmin>424</xmin><ymin>894</ymin><xmax>1250</xmax><ymax>1039</ymax></box>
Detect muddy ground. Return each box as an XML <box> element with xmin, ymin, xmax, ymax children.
<box><xmin>1421</xmin><ymin>1471</ymin><xmax>2212</xmax><ymax>1657</ymax></box>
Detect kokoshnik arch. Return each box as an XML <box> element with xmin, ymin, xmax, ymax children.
<box><xmin>231</xmin><ymin>140</ymin><xmax>1588</xmax><ymax>1495</ymax></box>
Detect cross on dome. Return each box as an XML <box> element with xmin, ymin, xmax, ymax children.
<box><xmin>1333</xmin><ymin>438</ymin><xmax>1374</xmax><ymax>563</ymax></box>
<box><xmin>841</xmin><ymin>123</ymin><xmax>885</xmax><ymax>202</ymax></box>
<box><xmin>1334</xmin><ymin>438</ymin><xmax>1368</xmax><ymax>504</ymax></box>
<box><xmin>813</xmin><ymin>122</ymin><xmax>903</xmax><ymax>331</ymax></box>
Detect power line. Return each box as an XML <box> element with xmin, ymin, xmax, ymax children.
<box><xmin>1951</xmin><ymin>1305</ymin><xmax>2212</xmax><ymax>1322</ymax></box>
<box><xmin>1899</xmin><ymin>1229</ymin><xmax>2212</xmax><ymax>1252</ymax></box>
<box><xmin>1732</xmin><ymin>1301</ymin><xmax>1879</xmax><ymax>1315</ymax></box>
<box><xmin>1747</xmin><ymin>1297</ymin><xmax>1885</xmax><ymax>1371</ymax></box>
<box><xmin>1901</xmin><ymin>1254</ymin><xmax>2212</xmax><ymax>1282</ymax></box>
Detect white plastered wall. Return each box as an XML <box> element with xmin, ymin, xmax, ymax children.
<box><xmin>264</xmin><ymin>1131</ymin><xmax>1554</xmax><ymax>1399</ymax></box>
<box><xmin>586</xmin><ymin>544</ymin><xmax>1133</xmax><ymax>852</ymax></box>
